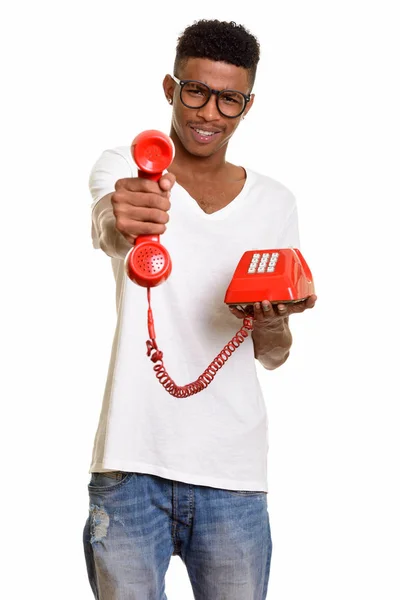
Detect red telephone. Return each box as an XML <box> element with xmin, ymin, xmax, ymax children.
<box><xmin>125</xmin><ymin>131</ymin><xmax>315</xmax><ymax>398</ymax></box>
<box><xmin>225</xmin><ymin>248</ymin><xmax>315</xmax><ymax>311</ymax></box>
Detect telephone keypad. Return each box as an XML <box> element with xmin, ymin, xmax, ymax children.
<box><xmin>248</xmin><ymin>251</ymin><xmax>280</xmax><ymax>274</ymax></box>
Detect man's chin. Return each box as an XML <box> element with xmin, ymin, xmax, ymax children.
<box><xmin>184</xmin><ymin>140</ymin><xmax>219</xmax><ymax>158</ymax></box>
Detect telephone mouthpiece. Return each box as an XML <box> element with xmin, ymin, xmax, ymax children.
<box><xmin>125</xmin><ymin>236</ymin><xmax>172</xmax><ymax>288</ymax></box>
<box><xmin>131</xmin><ymin>130</ymin><xmax>175</xmax><ymax>174</ymax></box>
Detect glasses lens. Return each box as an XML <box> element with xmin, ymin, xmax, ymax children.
<box><xmin>217</xmin><ymin>90</ymin><xmax>246</xmax><ymax>117</ymax></box>
<box><xmin>181</xmin><ymin>81</ymin><xmax>211</xmax><ymax>108</ymax></box>
<box><xmin>180</xmin><ymin>81</ymin><xmax>247</xmax><ymax>118</ymax></box>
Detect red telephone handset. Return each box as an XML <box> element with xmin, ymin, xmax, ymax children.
<box><xmin>125</xmin><ymin>130</ymin><xmax>315</xmax><ymax>399</ymax></box>
<box><xmin>124</xmin><ymin>130</ymin><xmax>175</xmax><ymax>287</ymax></box>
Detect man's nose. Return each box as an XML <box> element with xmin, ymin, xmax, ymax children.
<box><xmin>196</xmin><ymin>94</ymin><xmax>220</xmax><ymax>121</ymax></box>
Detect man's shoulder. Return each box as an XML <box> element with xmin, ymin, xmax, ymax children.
<box><xmin>246</xmin><ymin>168</ymin><xmax>295</xmax><ymax>197</ymax></box>
<box><xmin>98</xmin><ymin>145</ymin><xmax>133</xmax><ymax>166</ymax></box>
<box><xmin>89</xmin><ymin>146</ymin><xmax>135</xmax><ymax>200</ymax></box>
<box><xmin>245</xmin><ymin>168</ymin><xmax>297</xmax><ymax>212</ymax></box>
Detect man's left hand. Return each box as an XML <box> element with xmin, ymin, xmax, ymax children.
<box><xmin>229</xmin><ymin>294</ymin><xmax>317</xmax><ymax>329</ymax></box>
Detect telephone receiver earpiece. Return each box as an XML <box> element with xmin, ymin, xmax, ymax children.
<box><xmin>124</xmin><ymin>130</ymin><xmax>175</xmax><ymax>287</ymax></box>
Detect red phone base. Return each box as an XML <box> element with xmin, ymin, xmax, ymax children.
<box><xmin>224</xmin><ymin>248</ymin><xmax>314</xmax><ymax>305</ymax></box>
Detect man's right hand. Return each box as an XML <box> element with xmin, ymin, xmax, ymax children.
<box><xmin>111</xmin><ymin>172</ymin><xmax>176</xmax><ymax>245</ymax></box>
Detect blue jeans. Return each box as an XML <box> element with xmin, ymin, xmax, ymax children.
<box><xmin>83</xmin><ymin>471</ymin><xmax>272</xmax><ymax>599</ymax></box>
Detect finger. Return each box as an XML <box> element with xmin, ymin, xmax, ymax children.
<box><xmin>275</xmin><ymin>303</ymin><xmax>288</xmax><ymax>316</ymax></box>
<box><xmin>229</xmin><ymin>305</ymin><xmax>246</xmax><ymax>319</ymax></box>
<box><xmin>158</xmin><ymin>172</ymin><xmax>176</xmax><ymax>192</ymax></box>
<box><xmin>119</xmin><ymin>220</ymin><xmax>167</xmax><ymax>240</ymax></box>
<box><xmin>254</xmin><ymin>301</ymin><xmax>284</xmax><ymax>328</ymax></box>
<box><xmin>243</xmin><ymin>304</ymin><xmax>254</xmax><ymax>316</ymax></box>
<box><xmin>127</xmin><ymin>206</ymin><xmax>170</xmax><ymax>225</ymax></box>
<box><xmin>254</xmin><ymin>302</ymin><xmax>269</xmax><ymax>321</ymax></box>
<box><xmin>306</xmin><ymin>294</ymin><xmax>317</xmax><ymax>309</ymax></box>
<box><xmin>290</xmin><ymin>295</ymin><xmax>317</xmax><ymax>314</ymax></box>
<box><xmin>112</xmin><ymin>190</ymin><xmax>171</xmax><ymax>212</ymax></box>
<box><xmin>138</xmin><ymin>193</ymin><xmax>171</xmax><ymax>211</ymax></box>
<box><xmin>115</xmin><ymin>177</ymin><xmax>162</xmax><ymax>194</ymax></box>
<box><xmin>281</xmin><ymin>295</ymin><xmax>317</xmax><ymax>316</ymax></box>
<box><xmin>260</xmin><ymin>300</ymin><xmax>273</xmax><ymax>316</ymax></box>
<box><xmin>114</xmin><ymin>177</ymin><xmax>131</xmax><ymax>191</ymax></box>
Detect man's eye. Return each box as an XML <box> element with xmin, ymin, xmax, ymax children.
<box><xmin>221</xmin><ymin>93</ymin><xmax>240</xmax><ymax>104</ymax></box>
<box><xmin>187</xmin><ymin>87</ymin><xmax>206</xmax><ymax>96</ymax></box>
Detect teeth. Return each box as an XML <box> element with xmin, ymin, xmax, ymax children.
<box><xmin>195</xmin><ymin>128</ymin><xmax>215</xmax><ymax>136</ymax></box>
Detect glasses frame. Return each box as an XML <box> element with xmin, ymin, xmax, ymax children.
<box><xmin>171</xmin><ymin>75</ymin><xmax>251</xmax><ymax>119</ymax></box>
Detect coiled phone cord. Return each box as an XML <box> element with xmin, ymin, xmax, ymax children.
<box><xmin>145</xmin><ymin>288</ymin><xmax>254</xmax><ymax>398</ymax></box>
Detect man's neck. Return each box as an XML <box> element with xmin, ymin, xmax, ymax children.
<box><xmin>168</xmin><ymin>129</ymin><xmax>230</xmax><ymax>183</ymax></box>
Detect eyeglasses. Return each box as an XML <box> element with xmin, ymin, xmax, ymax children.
<box><xmin>171</xmin><ymin>75</ymin><xmax>250</xmax><ymax>119</ymax></box>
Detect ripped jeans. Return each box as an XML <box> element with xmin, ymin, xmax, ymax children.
<box><xmin>83</xmin><ymin>471</ymin><xmax>272</xmax><ymax>600</ymax></box>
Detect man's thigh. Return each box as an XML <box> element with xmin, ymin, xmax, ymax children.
<box><xmin>181</xmin><ymin>487</ymin><xmax>272</xmax><ymax>600</ymax></box>
<box><xmin>83</xmin><ymin>472</ymin><xmax>174</xmax><ymax>600</ymax></box>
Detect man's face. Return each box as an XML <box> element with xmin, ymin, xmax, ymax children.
<box><xmin>164</xmin><ymin>58</ymin><xmax>254</xmax><ymax>158</ymax></box>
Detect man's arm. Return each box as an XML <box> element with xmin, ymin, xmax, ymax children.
<box><xmin>92</xmin><ymin>193</ymin><xmax>132</xmax><ymax>260</ymax></box>
<box><xmin>252</xmin><ymin>314</ymin><xmax>292</xmax><ymax>370</ymax></box>
<box><xmin>89</xmin><ymin>148</ymin><xmax>135</xmax><ymax>259</ymax></box>
<box><xmin>229</xmin><ymin>296</ymin><xmax>317</xmax><ymax>370</ymax></box>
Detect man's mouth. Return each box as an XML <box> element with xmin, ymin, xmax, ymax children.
<box><xmin>189</xmin><ymin>125</ymin><xmax>222</xmax><ymax>143</ymax></box>
<box><xmin>193</xmin><ymin>127</ymin><xmax>216</xmax><ymax>136</ymax></box>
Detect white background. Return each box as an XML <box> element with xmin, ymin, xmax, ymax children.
<box><xmin>1</xmin><ymin>0</ymin><xmax>399</xmax><ymax>598</ymax></box>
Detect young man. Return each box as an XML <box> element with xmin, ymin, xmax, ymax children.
<box><xmin>83</xmin><ymin>19</ymin><xmax>316</xmax><ymax>600</ymax></box>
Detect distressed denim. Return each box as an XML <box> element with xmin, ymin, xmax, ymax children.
<box><xmin>83</xmin><ymin>472</ymin><xmax>272</xmax><ymax>599</ymax></box>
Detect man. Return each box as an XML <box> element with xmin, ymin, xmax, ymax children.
<box><xmin>83</xmin><ymin>19</ymin><xmax>317</xmax><ymax>600</ymax></box>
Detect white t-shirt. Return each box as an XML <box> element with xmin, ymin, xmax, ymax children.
<box><xmin>88</xmin><ymin>146</ymin><xmax>300</xmax><ymax>492</ymax></box>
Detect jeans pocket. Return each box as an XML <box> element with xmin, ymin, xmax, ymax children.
<box><xmin>88</xmin><ymin>471</ymin><xmax>132</xmax><ymax>492</ymax></box>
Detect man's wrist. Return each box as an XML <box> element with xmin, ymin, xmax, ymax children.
<box><xmin>252</xmin><ymin>319</ymin><xmax>286</xmax><ymax>334</ymax></box>
<box><xmin>252</xmin><ymin>319</ymin><xmax>292</xmax><ymax>369</ymax></box>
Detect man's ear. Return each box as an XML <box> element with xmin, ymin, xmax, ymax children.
<box><xmin>163</xmin><ymin>74</ymin><xmax>175</xmax><ymax>105</ymax></box>
<box><xmin>243</xmin><ymin>93</ymin><xmax>255</xmax><ymax>118</ymax></box>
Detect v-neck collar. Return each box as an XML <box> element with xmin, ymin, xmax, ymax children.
<box><xmin>172</xmin><ymin>168</ymin><xmax>252</xmax><ymax>221</ymax></box>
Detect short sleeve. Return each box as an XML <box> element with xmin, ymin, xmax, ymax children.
<box><xmin>89</xmin><ymin>147</ymin><xmax>133</xmax><ymax>248</ymax></box>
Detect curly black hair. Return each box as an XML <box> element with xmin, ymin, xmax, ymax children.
<box><xmin>174</xmin><ymin>20</ymin><xmax>260</xmax><ymax>89</ymax></box>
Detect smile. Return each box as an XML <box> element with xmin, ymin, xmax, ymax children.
<box><xmin>190</xmin><ymin>126</ymin><xmax>221</xmax><ymax>144</ymax></box>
